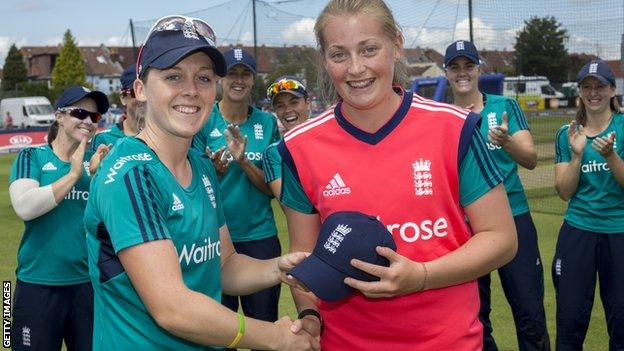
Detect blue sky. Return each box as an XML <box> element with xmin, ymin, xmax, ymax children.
<box><xmin>1</xmin><ymin>0</ymin><xmax>622</xmax><ymax>66</ymax></box>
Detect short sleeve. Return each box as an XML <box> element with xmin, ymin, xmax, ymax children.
<box><xmin>97</xmin><ymin>165</ymin><xmax>171</xmax><ymax>253</ymax></box>
<box><xmin>191</xmin><ymin>127</ymin><xmax>208</xmax><ymax>154</ymax></box>
<box><xmin>278</xmin><ymin>141</ymin><xmax>315</xmax><ymax>214</ymax></box>
<box><xmin>505</xmin><ymin>98</ymin><xmax>530</xmax><ymax>135</ymax></box>
<box><xmin>9</xmin><ymin>148</ymin><xmax>40</xmax><ymax>183</ymax></box>
<box><xmin>459</xmin><ymin>130</ymin><xmax>504</xmax><ymax>206</ymax></box>
<box><xmin>262</xmin><ymin>143</ymin><xmax>282</xmax><ymax>183</ymax></box>
<box><xmin>555</xmin><ymin>125</ymin><xmax>571</xmax><ymax>163</ymax></box>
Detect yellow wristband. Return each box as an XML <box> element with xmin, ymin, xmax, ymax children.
<box><xmin>227</xmin><ymin>313</ymin><xmax>245</xmax><ymax>349</ymax></box>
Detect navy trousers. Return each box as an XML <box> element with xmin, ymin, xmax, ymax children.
<box><xmin>11</xmin><ymin>280</ymin><xmax>93</xmax><ymax>351</ymax></box>
<box><xmin>480</xmin><ymin>212</ymin><xmax>550</xmax><ymax>351</ymax></box>
<box><xmin>552</xmin><ymin>221</ymin><xmax>624</xmax><ymax>351</ymax></box>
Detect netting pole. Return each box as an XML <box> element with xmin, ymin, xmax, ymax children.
<box><xmin>468</xmin><ymin>0</ymin><xmax>474</xmax><ymax>42</ymax></box>
<box><xmin>252</xmin><ymin>0</ymin><xmax>258</xmax><ymax>60</ymax></box>
<box><xmin>130</xmin><ymin>19</ymin><xmax>137</xmax><ymax>62</ymax></box>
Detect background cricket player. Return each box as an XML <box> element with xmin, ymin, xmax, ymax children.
<box><xmin>444</xmin><ymin>40</ymin><xmax>549</xmax><ymax>351</ymax></box>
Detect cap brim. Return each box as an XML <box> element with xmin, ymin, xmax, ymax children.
<box><xmin>85</xmin><ymin>91</ymin><xmax>110</xmax><ymax>114</ymax></box>
<box><xmin>227</xmin><ymin>62</ymin><xmax>256</xmax><ymax>74</ymax></box>
<box><xmin>150</xmin><ymin>45</ymin><xmax>227</xmax><ymax>77</ymax></box>
<box><xmin>444</xmin><ymin>53</ymin><xmax>479</xmax><ymax>67</ymax></box>
<box><xmin>289</xmin><ymin>254</ymin><xmax>353</xmax><ymax>302</ymax></box>
<box><xmin>271</xmin><ymin>90</ymin><xmax>306</xmax><ymax>104</ymax></box>
<box><xmin>580</xmin><ymin>73</ymin><xmax>611</xmax><ymax>86</ymax></box>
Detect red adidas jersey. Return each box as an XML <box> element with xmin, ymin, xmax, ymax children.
<box><xmin>281</xmin><ymin>92</ymin><xmax>485</xmax><ymax>350</ymax></box>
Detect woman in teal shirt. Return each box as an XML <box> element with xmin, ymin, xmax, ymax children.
<box><xmin>553</xmin><ymin>59</ymin><xmax>624</xmax><ymax>350</ymax></box>
<box><xmin>9</xmin><ymin>85</ymin><xmax>109</xmax><ymax>350</ymax></box>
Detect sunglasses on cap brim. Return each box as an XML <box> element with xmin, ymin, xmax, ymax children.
<box><xmin>267</xmin><ymin>79</ymin><xmax>307</xmax><ymax>101</ymax></box>
<box><xmin>136</xmin><ymin>15</ymin><xmax>217</xmax><ymax>78</ymax></box>
<box><xmin>58</xmin><ymin>107</ymin><xmax>101</xmax><ymax>123</ymax></box>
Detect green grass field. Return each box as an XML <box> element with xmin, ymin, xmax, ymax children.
<box><xmin>0</xmin><ymin>152</ymin><xmax>610</xmax><ymax>350</ymax></box>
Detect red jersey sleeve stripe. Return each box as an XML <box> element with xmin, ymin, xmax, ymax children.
<box><xmin>411</xmin><ymin>101</ymin><xmax>468</xmax><ymax>120</ymax></box>
<box><xmin>284</xmin><ymin>112</ymin><xmax>336</xmax><ymax>142</ymax></box>
<box><xmin>412</xmin><ymin>94</ymin><xmax>470</xmax><ymax>116</ymax></box>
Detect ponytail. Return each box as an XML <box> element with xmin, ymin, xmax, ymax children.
<box><xmin>47</xmin><ymin>121</ymin><xmax>59</xmax><ymax>145</ymax></box>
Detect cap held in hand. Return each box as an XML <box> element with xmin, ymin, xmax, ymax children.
<box><xmin>289</xmin><ymin>211</ymin><xmax>397</xmax><ymax>302</ymax></box>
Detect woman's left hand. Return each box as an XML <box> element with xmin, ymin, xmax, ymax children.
<box><xmin>89</xmin><ymin>143</ymin><xmax>112</xmax><ymax>176</ymax></box>
<box><xmin>488</xmin><ymin>112</ymin><xmax>510</xmax><ymax>147</ymax></box>
<box><xmin>224</xmin><ymin>124</ymin><xmax>248</xmax><ymax>162</ymax></box>
<box><xmin>343</xmin><ymin>246</ymin><xmax>425</xmax><ymax>298</ymax></box>
<box><xmin>277</xmin><ymin>252</ymin><xmax>311</xmax><ymax>292</ymax></box>
<box><xmin>592</xmin><ymin>132</ymin><xmax>616</xmax><ymax>158</ymax></box>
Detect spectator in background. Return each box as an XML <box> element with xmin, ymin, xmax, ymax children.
<box><xmin>6</xmin><ymin>111</ymin><xmax>14</xmax><ymax>129</ymax></box>
<box><xmin>90</xmin><ymin>64</ymin><xmax>145</xmax><ymax>151</ymax></box>
<box><xmin>444</xmin><ymin>40</ymin><xmax>548</xmax><ymax>351</ymax></box>
<box><xmin>192</xmin><ymin>48</ymin><xmax>282</xmax><ymax>335</ymax></box>
<box><xmin>553</xmin><ymin>59</ymin><xmax>624</xmax><ymax>350</ymax></box>
<box><xmin>9</xmin><ymin>85</ymin><xmax>110</xmax><ymax>350</ymax></box>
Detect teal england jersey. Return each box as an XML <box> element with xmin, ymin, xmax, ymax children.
<box><xmin>480</xmin><ymin>94</ymin><xmax>530</xmax><ymax>216</ymax></box>
<box><xmin>193</xmin><ymin>104</ymin><xmax>280</xmax><ymax>242</ymax></box>
<box><xmin>90</xmin><ymin>122</ymin><xmax>126</xmax><ymax>151</ymax></box>
<box><xmin>263</xmin><ymin>141</ymin><xmax>282</xmax><ymax>183</ymax></box>
<box><xmin>84</xmin><ymin>137</ymin><xmax>225</xmax><ymax>350</ymax></box>
<box><xmin>9</xmin><ymin>145</ymin><xmax>93</xmax><ymax>285</ymax></box>
<box><xmin>555</xmin><ymin>113</ymin><xmax>624</xmax><ymax>233</ymax></box>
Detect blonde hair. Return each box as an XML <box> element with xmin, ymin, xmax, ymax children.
<box><xmin>314</xmin><ymin>0</ymin><xmax>408</xmax><ymax>105</ymax></box>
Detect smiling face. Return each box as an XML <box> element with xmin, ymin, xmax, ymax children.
<box><xmin>56</xmin><ymin>97</ymin><xmax>98</xmax><ymax>143</ymax></box>
<box><xmin>321</xmin><ymin>13</ymin><xmax>401</xmax><ymax>115</ymax></box>
<box><xmin>221</xmin><ymin>64</ymin><xmax>254</xmax><ymax>103</ymax></box>
<box><xmin>579</xmin><ymin>76</ymin><xmax>616</xmax><ymax>116</ymax></box>
<box><xmin>135</xmin><ymin>51</ymin><xmax>217</xmax><ymax>139</ymax></box>
<box><xmin>272</xmin><ymin>93</ymin><xmax>310</xmax><ymax>131</ymax></box>
<box><xmin>445</xmin><ymin>56</ymin><xmax>480</xmax><ymax>96</ymax></box>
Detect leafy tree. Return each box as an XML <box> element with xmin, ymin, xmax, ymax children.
<box><xmin>514</xmin><ymin>16</ymin><xmax>570</xmax><ymax>83</ymax></box>
<box><xmin>52</xmin><ymin>29</ymin><xmax>87</xmax><ymax>94</ymax></box>
<box><xmin>22</xmin><ymin>82</ymin><xmax>54</xmax><ymax>101</ymax></box>
<box><xmin>1</xmin><ymin>44</ymin><xmax>27</xmax><ymax>91</ymax></box>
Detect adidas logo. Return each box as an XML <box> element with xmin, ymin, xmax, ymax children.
<box><xmin>322</xmin><ymin>173</ymin><xmax>351</xmax><ymax>197</ymax></box>
<box><xmin>172</xmin><ymin>193</ymin><xmax>185</xmax><ymax>211</ymax></box>
<box><xmin>42</xmin><ymin>162</ymin><xmax>57</xmax><ymax>171</ymax></box>
<box><xmin>209</xmin><ymin>128</ymin><xmax>222</xmax><ymax>137</ymax></box>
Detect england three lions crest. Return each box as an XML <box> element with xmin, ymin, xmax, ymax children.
<box><xmin>412</xmin><ymin>158</ymin><xmax>433</xmax><ymax>196</ymax></box>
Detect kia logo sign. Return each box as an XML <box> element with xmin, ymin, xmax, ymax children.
<box><xmin>9</xmin><ymin>135</ymin><xmax>33</xmax><ymax>145</ymax></box>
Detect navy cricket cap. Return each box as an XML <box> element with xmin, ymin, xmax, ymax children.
<box><xmin>577</xmin><ymin>59</ymin><xmax>616</xmax><ymax>87</ymax></box>
<box><xmin>444</xmin><ymin>40</ymin><xmax>480</xmax><ymax>68</ymax></box>
<box><xmin>289</xmin><ymin>211</ymin><xmax>397</xmax><ymax>302</ymax></box>
<box><xmin>138</xmin><ymin>16</ymin><xmax>226</xmax><ymax>78</ymax></box>
<box><xmin>120</xmin><ymin>64</ymin><xmax>137</xmax><ymax>90</ymax></box>
<box><xmin>223</xmin><ymin>48</ymin><xmax>256</xmax><ymax>74</ymax></box>
<box><xmin>55</xmin><ymin>85</ymin><xmax>109</xmax><ymax>114</ymax></box>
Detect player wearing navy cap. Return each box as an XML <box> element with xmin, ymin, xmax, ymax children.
<box><xmin>444</xmin><ymin>40</ymin><xmax>549</xmax><ymax>351</ymax></box>
<box><xmin>9</xmin><ymin>85</ymin><xmax>110</xmax><ymax>350</ymax></box>
<box><xmin>553</xmin><ymin>59</ymin><xmax>624</xmax><ymax>350</ymax></box>
<box><xmin>280</xmin><ymin>1</ymin><xmax>517</xmax><ymax>350</ymax></box>
<box><xmin>192</xmin><ymin>48</ymin><xmax>283</xmax><ymax>329</ymax></box>
<box><xmin>263</xmin><ymin>76</ymin><xmax>311</xmax><ymax>199</ymax></box>
<box><xmin>84</xmin><ymin>15</ymin><xmax>318</xmax><ymax>350</ymax></box>
<box><xmin>90</xmin><ymin>64</ymin><xmax>145</xmax><ymax>151</ymax></box>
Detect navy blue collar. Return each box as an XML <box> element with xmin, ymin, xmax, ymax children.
<box><xmin>334</xmin><ymin>89</ymin><xmax>412</xmax><ymax>145</ymax></box>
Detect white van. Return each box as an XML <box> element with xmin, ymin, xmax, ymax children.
<box><xmin>0</xmin><ymin>96</ymin><xmax>56</xmax><ymax>128</ymax></box>
<box><xmin>503</xmin><ymin>76</ymin><xmax>564</xmax><ymax>99</ymax></box>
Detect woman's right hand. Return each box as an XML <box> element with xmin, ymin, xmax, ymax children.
<box><xmin>70</xmin><ymin>138</ymin><xmax>88</xmax><ymax>178</ymax></box>
<box><xmin>568</xmin><ymin>120</ymin><xmax>587</xmax><ymax>156</ymax></box>
<box><xmin>274</xmin><ymin>316</ymin><xmax>320</xmax><ymax>351</ymax></box>
<box><xmin>567</xmin><ymin>120</ymin><xmax>586</xmax><ymax>156</ymax></box>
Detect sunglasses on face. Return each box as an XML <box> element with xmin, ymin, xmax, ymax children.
<box><xmin>267</xmin><ymin>79</ymin><xmax>307</xmax><ymax>101</ymax></box>
<box><xmin>58</xmin><ymin>107</ymin><xmax>101</xmax><ymax>123</ymax></box>
<box><xmin>121</xmin><ymin>89</ymin><xmax>136</xmax><ymax>99</ymax></box>
<box><xmin>137</xmin><ymin>15</ymin><xmax>217</xmax><ymax>77</ymax></box>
